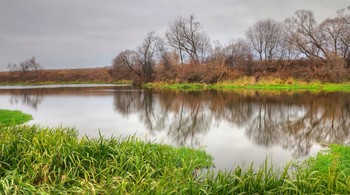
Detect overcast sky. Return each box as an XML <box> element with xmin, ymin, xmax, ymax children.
<box><xmin>0</xmin><ymin>0</ymin><xmax>349</xmax><ymax>71</ymax></box>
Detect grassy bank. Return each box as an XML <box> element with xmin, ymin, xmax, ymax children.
<box><xmin>0</xmin><ymin>125</ymin><xmax>212</xmax><ymax>194</ymax></box>
<box><xmin>1</xmin><ymin>124</ymin><xmax>350</xmax><ymax>193</ymax></box>
<box><xmin>144</xmin><ymin>77</ymin><xmax>350</xmax><ymax>91</ymax></box>
<box><xmin>0</xmin><ymin>109</ymin><xmax>32</xmax><ymax>126</ymax></box>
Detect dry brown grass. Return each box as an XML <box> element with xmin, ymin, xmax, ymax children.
<box><xmin>0</xmin><ymin>67</ymin><xmax>114</xmax><ymax>83</ymax></box>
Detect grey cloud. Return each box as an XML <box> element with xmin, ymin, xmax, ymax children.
<box><xmin>0</xmin><ymin>0</ymin><xmax>349</xmax><ymax>70</ymax></box>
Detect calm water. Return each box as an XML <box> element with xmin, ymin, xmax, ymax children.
<box><xmin>1</xmin><ymin>84</ymin><xmax>350</xmax><ymax>170</ymax></box>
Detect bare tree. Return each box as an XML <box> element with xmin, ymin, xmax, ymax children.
<box><xmin>246</xmin><ymin>19</ymin><xmax>285</xmax><ymax>63</ymax></box>
<box><xmin>156</xmin><ymin>38</ymin><xmax>172</xmax><ymax>70</ymax></box>
<box><xmin>112</xmin><ymin>32</ymin><xmax>158</xmax><ymax>83</ymax></box>
<box><xmin>337</xmin><ymin>5</ymin><xmax>350</xmax><ymax>25</ymax></box>
<box><xmin>208</xmin><ymin>40</ymin><xmax>226</xmax><ymax>67</ymax></box>
<box><xmin>336</xmin><ymin>6</ymin><xmax>350</xmax><ymax>67</ymax></box>
<box><xmin>137</xmin><ymin>31</ymin><xmax>158</xmax><ymax>82</ymax></box>
<box><xmin>18</xmin><ymin>60</ymin><xmax>31</xmax><ymax>73</ymax></box>
<box><xmin>7</xmin><ymin>63</ymin><xmax>18</xmax><ymax>72</ymax></box>
<box><xmin>8</xmin><ymin>57</ymin><xmax>42</xmax><ymax>76</ymax></box>
<box><xmin>320</xmin><ymin>17</ymin><xmax>348</xmax><ymax>55</ymax></box>
<box><xmin>28</xmin><ymin>57</ymin><xmax>41</xmax><ymax>77</ymax></box>
<box><xmin>166</xmin><ymin>15</ymin><xmax>211</xmax><ymax>66</ymax></box>
<box><xmin>225</xmin><ymin>39</ymin><xmax>252</xmax><ymax>69</ymax></box>
<box><xmin>285</xmin><ymin>10</ymin><xmax>328</xmax><ymax>63</ymax></box>
<box><xmin>112</xmin><ymin>49</ymin><xmax>142</xmax><ymax>80</ymax></box>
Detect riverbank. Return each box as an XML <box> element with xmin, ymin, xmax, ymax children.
<box><xmin>144</xmin><ymin>77</ymin><xmax>350</xmax><ymax>91</ymax></box>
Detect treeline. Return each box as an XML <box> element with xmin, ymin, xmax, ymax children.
<box><xmin>112</xmin><ymin>6</ymin><xmax>350</xmax><ymax>84</ymax></box>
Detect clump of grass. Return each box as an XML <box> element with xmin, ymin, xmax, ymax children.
<box><xmin>0</xmin><ymin>125</ymin><xmax>212</xmax><ymax>194</ymax></box>
<box><xmin>0</xmin><ymin>109</ymin><xmax>32</xmax><ymax>126</ymax></box>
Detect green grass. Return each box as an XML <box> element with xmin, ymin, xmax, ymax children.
<box><xmin>0</xmin><ymin>125</ymin><xmax>212</xmax><ymax>194</ymax></box>
<box><xmin>144</xmin><ymin>77</ymin><xmax>350</xmax><ymax>92</ymax></box>
<box><xmin>1</xmin><ymin>124</ymin><xmax>350</xmax><ymax>193</ymax></box>
<box><xmin>305</xmin><ymin>144</ymin><xmax>350</xmax><ymax>176</ymax></box>
<box><xmin>0</xmin><ymin>109</ymin><xmax>32</xmax><ymax>126</ymax></box>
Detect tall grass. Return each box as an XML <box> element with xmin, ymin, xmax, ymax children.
<box><xmin>1</xmin><ymin>125</ymin><xmax>350</xmax><ymax>193</ymax></box>
<box><xmin>0</xmin><ymin>125</ymin><xmax>212</xmax><ymax>194</ymax></box>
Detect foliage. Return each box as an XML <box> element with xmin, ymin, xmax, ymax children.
<box><xmin>0</xmin><ymin>109</ymin><xmax>32</xmax><ymax>126</ymax></box>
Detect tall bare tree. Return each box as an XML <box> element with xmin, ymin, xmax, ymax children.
<box><xmin>246</xmin><ymin>19</ymin><xmax>285</xmax><ymax>63</ymax></box>
<box><xmin>137</xmin><ymin>31</ymin><xmax>158</xmax><ymax>82</ymax></box>
<box><xmin>166</xmin><ymin>15</ymin><xmax>211</xmax><ymax>66</ymax></box>
<box><xmin>285</xmin><ymin>10</ymin><xmax>328</xmax><ymax>63</ymax></box>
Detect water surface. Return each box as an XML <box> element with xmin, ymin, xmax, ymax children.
<box><xmin>1</xmin><ymin>85</ymin><xmax>349</xmax><ymax>170</ymax></box>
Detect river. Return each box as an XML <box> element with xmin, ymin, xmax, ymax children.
<box><xmin>1</xmin><ymin>84</ymin><xmax>349</xmax><ymax>170</ymax></box>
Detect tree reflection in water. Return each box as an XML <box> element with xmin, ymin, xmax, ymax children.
<box><xmin>9</xmin><ymin>89</ymin><xmax>44</xmax><ymax>109</ymax></box>
<box><xmin>113</xmin><ymin>89</ymin><xmax>350</xmax><ymax>156</ymax></box>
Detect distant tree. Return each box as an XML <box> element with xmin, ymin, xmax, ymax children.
<box><xmin>246</xmin><ymin>19</ymin><xmax>285</xmax><ymax>63</ymax></box>
<box><xmin>166</xmin><ymin>15</ymin><xmax>211</xmax><ymax>66</ymax></box>
<box><xmin>28</xmin><ymin>57</ymin><xmax>42</xmax><ymax>76</ymax></box>
<box><xmin>18</xmin><ymin>60</ymin><xmax>31</xmax><ymax>73</ymax></box>
<box><xmin>7</xmin><ymin>63</ymin><xmax>18</xmax><ymax>72</ymax></box>
<box><xmin>8</xmin><ymin>57</ymin><xmax>42</xmax><ymax>77</ymax></box>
